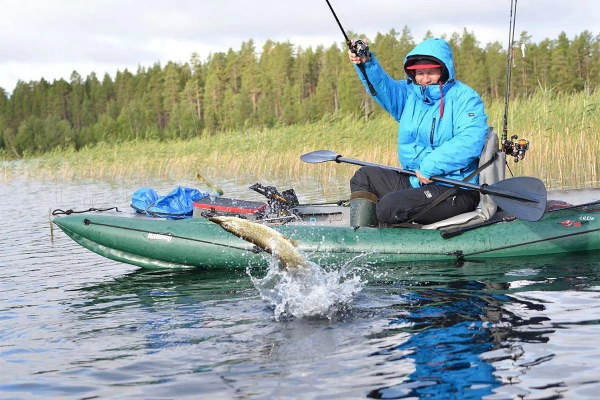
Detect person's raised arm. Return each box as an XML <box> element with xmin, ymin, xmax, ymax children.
<box><xmin>347</xmin><ymin>39</ymin><xmax>408</xmax><ymax>121</ymax></box>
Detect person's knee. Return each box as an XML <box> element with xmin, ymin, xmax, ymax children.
<box><xmin>376</xmin><ymin>193</ymin><xmax>408</xmax><ymax>224</ymax></box>
<box><xmin>350</xmin><ymin>166</ymin><xmax>380</xmax><ymax>192</ymax></box>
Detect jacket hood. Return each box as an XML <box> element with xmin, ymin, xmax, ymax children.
<box><xmin>404</xmin><ymin>38</ymin><xmax>455</xmax><ymax>83</ymax></box>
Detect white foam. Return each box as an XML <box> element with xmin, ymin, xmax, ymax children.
<box><xmin>248</xmin><ymin>255</ymin><xmax>366</xmax><ymax>321</ymax></box>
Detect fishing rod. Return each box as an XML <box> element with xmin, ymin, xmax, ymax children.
<box><xmin>501</xmin><ymin>0</ymin><xmax>530</xmax><ymax>163</ymax></box>
<box><xmin>325</xmin><ymin>0</ymin><xmax>377</xmax><ymax>96</ymax></box>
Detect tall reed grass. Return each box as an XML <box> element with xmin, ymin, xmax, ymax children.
<box><xmin>2</xmin><ymin>90</ymin><xmax>598</xmax><ymax>190</ymax></box>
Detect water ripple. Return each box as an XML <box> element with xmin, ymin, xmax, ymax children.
<box><xmin>1</xmin><ymin>180</ymin><xmax>600</xmax><ymax>399</ymax></box>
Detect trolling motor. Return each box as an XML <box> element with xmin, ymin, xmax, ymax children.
<box><xmin>325</xmin><ymin>0</ymin><xmax>376</xmax><ymax>96</ymax></box>
<box><xmin>249</xmin><ymin>183</ymin><xmax>299</xmax><ymax>217</ymax></box>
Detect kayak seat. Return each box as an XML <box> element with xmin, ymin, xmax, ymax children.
<box><xmin>422</xmin><ymin>127</ymin><xmax>506</xmax><ymax>231</ymax></box>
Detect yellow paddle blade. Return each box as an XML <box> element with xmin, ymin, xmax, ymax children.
<box><xmin>196</xmin><ymin>173</ymin><xmax>224</xmax><ymax>196</ymax></box>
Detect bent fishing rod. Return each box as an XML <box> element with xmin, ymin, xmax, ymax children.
<box><xmin>325</xmin><ymin>0</ymin><xmax>377</xmax><ymax>96</ymax></box>
<box><xmin>502</xmin><ymin>0</ymin><xmax>530</xmax><ymax>164</ymax></box>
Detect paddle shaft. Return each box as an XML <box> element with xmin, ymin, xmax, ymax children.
<box><xmin>336</xmin><ymin>156</ymin><xmax>536</xmax><ymax>203</ymax></box>
<box><xmin>300</xmin><ymin>149</ymin><xmax>546</xmax><ymax>221</ymax></box>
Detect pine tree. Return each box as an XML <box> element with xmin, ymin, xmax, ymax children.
<box><xmin>101</xmin><ymin>73</ymin><xmax>115</xmax><ymax>113</ymax></box>
<box><xmin>514</xmin><ymin>31</ymin><xmax>534</xmax><ymax>95</ymax></box>
<box><xmin>338</xmin><ymin>45</ymin><xmax>365</xmax><ymax>115</ymax></box>
<box><xmin>190</xmin><ymin>52</ymin><xmax>205</xmax><ymax>124</ymax></box>
<box><xmin>590</xmin><ymin>34</ymin><xmax>600</xmax><ymax>91</ymax></box>
<box><xmin>115</xmin><ymin>69</ymin><xmax>136</xmax><ymax>112</ymax></box>
<box><xmin>31</xmin><ymin>79</ymin><xmax>49</xmax><ymax>119</ymax></box>
<box><xmin>257</xmin><ymin>41</ymin><xmax>294</xmax><ymax>123</ymax></box>
<box><xmin>372</xmin><ymin>29</ymin><xmax>400</xmax><ymax>78</ymax></box>
<box><xmin>238</xmin><ymin>40</ymin><xmax>260</xmax><ymax>124</ymax></box>
<box><xmin>455</xmin><ymin>29</ymin><xmax>487</xmax><ymax>95</ymax></box>
<box><xmin>86</xmin><ymin>72</ymin><xmax>104</xmax><ymax>121</ymax></box>
<box><xmin>145</xmin><ymin>64</ymin><xmax>165</xmax><ymax>132</ymax></box>
<box><xmin>68</xmin><ymin>71</ymin><xmax>85</xmax><ymax>130</ymax></box>
<box><xmin>203</xmin><ymin>52</ymin><xmax>227</xmax><ymax>132</ymax></box>
<box><xmin>221</xmin><ymin>48</ymin><xmax>241</xmax><ymax>130</ymax></box>
<box><xmin>484</xmin><ymin>41</ymin><xmax>505</xmax><ymax>99</ymax></box>
<box><xmin>163</xmin><ymin>61</ymin><xmax>184</xmax><ymax>127</ymax></box>
<box><xmin>534</xmin><ymin>39</ymin><xmax>553</xmax><ymax>90</ymax></box>
<box><xmin>0</xmin><ymin>89</ymin><xmax>8</xmax><ymax>150</ymax></box>
<box><xmin>569</xmin><ymin>31</ymin><xmax>594</xmax><ymax>91</ymax></box>
<box><xmin>550</xmin><ymin>32</ymin><xmax>572</xmax><ymax>92</ymax></box>
<box><xmin>293</xmin><ymin>46</ymin><xmax>319</xmax><ymax>122</ymax></box>
<box><xmin>234</xmin><ymin>85</ymin><xmax>255</xmax><ymax>128</ymax></box>
<box><xmin>313</xmin><ymin>44</ymin><xmax>341</xmax><ymax>118</ymax></box>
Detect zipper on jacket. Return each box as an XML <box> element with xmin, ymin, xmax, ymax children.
<box><xmin>430</xmin><ymin>118</ymin><xmax>436</xmax><ymax>146</ymax></box>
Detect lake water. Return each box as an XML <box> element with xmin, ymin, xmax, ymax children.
<box><xmin>1</xmin><ymin>177</ymin><xmax>600</xmax><ymax>399</ymax></box>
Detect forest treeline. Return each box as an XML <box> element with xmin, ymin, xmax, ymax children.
<box><xmin>0</xmin><ymin>27</ymin><xmax>598</xmax><ymax>157</ymax></box>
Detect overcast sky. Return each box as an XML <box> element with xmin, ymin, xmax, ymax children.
<box><xmin>1</xmin><ymin>0</ymin><xmax>598</xmax><ymax>95</ymax></box>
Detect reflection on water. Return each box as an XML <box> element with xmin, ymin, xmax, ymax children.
<box><xmin>1</xmin><ymin>179</ymin><xmax>599</xmax><ymax>398</ymax></box>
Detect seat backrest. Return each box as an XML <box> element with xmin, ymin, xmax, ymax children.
<box><xmin>421</xmin><ymin>127</ymin><xmax>506</xmax><ymax>230</ymax></box>
<box><xmin>478</xmin><ymin>127</ymin><xmax>506</xmax><ymax>219</ymax></box>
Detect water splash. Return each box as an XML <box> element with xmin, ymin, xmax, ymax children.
<box><xmin>248</xmin><ymin>255</ymin><xmax>367</xmax><ymax>321</ymax></box>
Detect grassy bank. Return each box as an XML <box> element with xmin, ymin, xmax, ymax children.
<box><xmin>2</xmin><ymin>90</ymin><xmax>598</xmax><ymax>190</ymax></box>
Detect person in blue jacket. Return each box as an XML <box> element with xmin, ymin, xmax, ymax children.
<box><xmin>348</xmin><ymin>38</ymin><xmax>489</xmax><ymax>227</ymax></box>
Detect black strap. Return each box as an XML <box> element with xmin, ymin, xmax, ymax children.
<box><xmin>407</xmin><ymin>152</ymin><xmax>498</xmax><ymax>223</ymax></box>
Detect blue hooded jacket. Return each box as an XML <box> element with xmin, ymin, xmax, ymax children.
<box><xmin>356</xmin><ymin>38</ymin><xmax>488</xmax><ymax>187</ymax></box>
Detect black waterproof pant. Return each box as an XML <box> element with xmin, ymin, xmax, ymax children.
<box><xmin>350</xmin><ymin>166</ymin><xmax>480</xmax><ymax>225</ymax></box>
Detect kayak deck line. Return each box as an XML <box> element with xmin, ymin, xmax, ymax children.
<box><xmin>84</xmin><ymin>219</ymin><xmax>600</xmax><ymax>260</ymax></box>
<box><xmin>82</xmin><ymin>218</ymin><xmax>257</xmax><ymax>253</ymax></box>
<box><xmin>80</xmin><ymin>217</ymin><xmax>455</xmax><ymax>257</ymax></box>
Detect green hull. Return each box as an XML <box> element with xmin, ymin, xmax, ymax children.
<box><xmin>53</xmin><ymin>202</ymin><xmax>600</xmax><ymax>269</ymax></box>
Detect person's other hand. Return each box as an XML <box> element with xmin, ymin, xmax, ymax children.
<box><xmin>416</xmin><ymin>170</ymin><xmax>433</xmax><ymax>185</ymax></box>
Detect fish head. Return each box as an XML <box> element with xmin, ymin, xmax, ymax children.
<box><xmin>208</xmin><ymin>216</ymin><xmax>310</xmax><ymax>271</ymax></box>
<box><xmin>208</xmin><ymin>216</ymin><xmax>264</xmax><ymax>243</ymax></box>
<box><xmin>209</xmin><ymin>216</ymin><xmax>247</xmax><ymax>235</ymax></box>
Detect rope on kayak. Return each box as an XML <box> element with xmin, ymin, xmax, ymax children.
<box><xmin>462</xmin><ymin>226</ymin><xmax>600</xmax><ymax>258</ymax></box>
<box><xmin>52</xmin><ymin>207</ymin><xmax>121</xmax><ymax>216</ymax></box>
<box><xmin>83</xmin><ymin>219</ymin><xmax>260</xmax><ymax>253</ymax></box>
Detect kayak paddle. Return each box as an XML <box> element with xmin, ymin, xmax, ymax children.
<box><xmin>197</xmin><ymin>172</ymin><xmax>224</xmax><ymax>196</ymax></box>
<box><xmin>300</xmin><ymin>150</ymin><xmax>547</xmax><ymax>222</ymax></box>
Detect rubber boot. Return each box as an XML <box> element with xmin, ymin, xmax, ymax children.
<box><xmin>349</xmin><ymin>191</ymin><xmax>378</xmax><ymax>227</ymax></box>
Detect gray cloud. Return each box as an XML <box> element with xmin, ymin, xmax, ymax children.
<box><xmin>1</xmin><ymin>0</ymin><xmax>598</xmax><ymax>93</ymax></box>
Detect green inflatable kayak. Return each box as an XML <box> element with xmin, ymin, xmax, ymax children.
<box><xmin>53</xmin><ymin>200</ymin><xmax>600</xmax><ymax>270</ymax></box>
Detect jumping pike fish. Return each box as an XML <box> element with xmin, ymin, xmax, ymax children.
<box><xmin>209</xmin><ymin>216</ymin><xmax>311</xmax><ymax>271</ymax></box>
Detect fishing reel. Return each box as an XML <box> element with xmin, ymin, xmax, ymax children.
<box><xmin>352</xmin><ymin>39</ymin><xmax>371</xmax><ymax>59</ymax></box>
<box><xmin>249</xmin><ymin>183</ymin><xmax>299</xmax><ymax>217</ymax></box>
<box><xmin>502</xmin><ymin>134</ymin><xmax>530</xmax><ymax>162</ymax></box>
